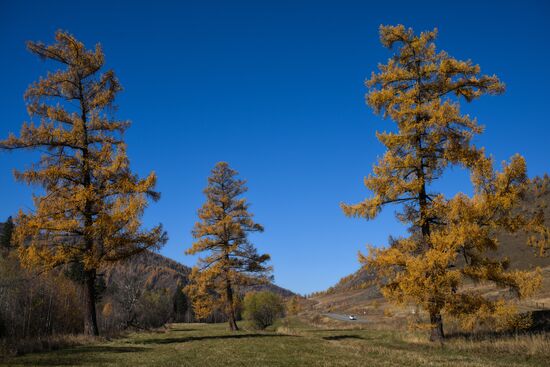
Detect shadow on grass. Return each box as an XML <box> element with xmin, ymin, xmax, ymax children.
<box><xmin>10</xmin><ymin>345</ymin><xmax>148</xmax><ymax>366</ymax></box>
<box><xmin>310</xmin><ymin>328</ymin><xmax>370</xmax><ymax>333</ymax></box>
<box><xmin>167</xmin><ymin>328</ymin><xmax>198</xmax><ymax>332</ymax></box>
<box><xmin>70</xmin><ymin>345</ymin><xmax>148</xmax><ymax>353</ymax></box>
<box><xmin>323</xmin><ymin>335</ymin><xmax>364</xmax><ymax>341</ymax></box>
<box><xmin>138</xmin><ymin>333</ymin><xmax>289</xmax><ymax>345</ymax></box>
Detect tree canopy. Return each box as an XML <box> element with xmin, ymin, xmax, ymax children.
<box><xmin>0</xmin><ymin>31</ymin><xmax>167</xmax><ymax>335</ymax></box>
<box><xmin>342</xmin><ymin>25</ymin><xmax>546</xmax><ymax>341</ymax></box>
<box><xmin>186</xmin><ymin>162</ymin><xmax>272</xmax><ymax>331</ymax></box>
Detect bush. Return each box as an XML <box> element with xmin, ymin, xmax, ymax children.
<box><xmin>136</xmin><ymin>289</ymin><xmax>173</xmax><ymax>328</ymax></box>
<box><xmin>243</xmin><ymin>291</ymin><xmax>284</xmax><ymax>330</ymax></box>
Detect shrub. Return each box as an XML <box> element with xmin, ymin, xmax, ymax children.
<box><xmin>243</xmin><ymin>291</ymin><xmax>284</xmax><ymax>330</ymax></box>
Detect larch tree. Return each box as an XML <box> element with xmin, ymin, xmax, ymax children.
<box><xmin>527</xmin><ymin>175</ymin><xmax>550</xmax><ymax>257</ymax></box>
<box><xmin>186</xmin><ymin>162</ymin><xmax>272</xmax><ymax>331</ymax></box>
<box><xmin>342</xmin><ymin>25</ymin><xmax>545</xmax><ymax>342</ymax></box>
<box><xmin>0</xmin><ymin>31</ymin><xmax>167</xmax><ymax>336</ymax></box>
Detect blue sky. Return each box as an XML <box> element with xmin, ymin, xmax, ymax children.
<box><xmin>1</xmin><ymin>1</ymin><xmax>548</xmax><ymax>295</ymax></box>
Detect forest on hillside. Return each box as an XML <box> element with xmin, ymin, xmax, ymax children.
<box><xmin>0</xmin><ymin>224</ymin><xmax>294</xmax><ymax>348</ymax></box>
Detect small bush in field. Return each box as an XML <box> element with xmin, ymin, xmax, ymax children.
<box><xmin>243</xmin><ymin>291</ymin><xmax>284</xmax><ymax>330</ymax></box>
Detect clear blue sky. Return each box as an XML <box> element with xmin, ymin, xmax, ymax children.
<box><xmin>1</xmin><ymin>1</ymin><xmax>548</xmax><ymax>295</ymax></box>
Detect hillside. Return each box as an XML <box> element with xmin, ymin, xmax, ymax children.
<box><xmin>99</xmin><ymin>251</ymin><xmax>294</xmax><ymax>327</ymax></box>
<box><xmin>312</xmin><ymin>176</ymin><xmax>550</xmax><ymax>316</ymax></box>
<box><xmin>101</xmin><ymin>250</ymin><xmax>294</xmax><ymax>297</ymax></box>
<box><xmin>0</xmin><ymin>218</ymin><xmax>293</xmax><ymax>299</ymax></box>
<box><xmin>102</xmin><ymin>251</ymin><xmax>191</xmax><ymax>294</ymax></box>
<box><xmin>0</xmin><ymin>221</ymin><xmax>293</xmax><ymax>329</ymax></box>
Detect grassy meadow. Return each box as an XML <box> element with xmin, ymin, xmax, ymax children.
<box><xmin>2</xmin><ymin>319</ymin><xmax>548</xmax><ymax>367</ymax></box>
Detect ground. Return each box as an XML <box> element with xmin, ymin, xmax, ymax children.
<box><xmin>2</xmin><ymin>320</ymin><xmax>548</xmax><ymax>367</ymax></box>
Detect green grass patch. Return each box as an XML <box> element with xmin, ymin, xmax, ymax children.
<box><xmin>1</xmin><ymin>321</ymin><xmax>548</xmax><ymax>366</ymax></box>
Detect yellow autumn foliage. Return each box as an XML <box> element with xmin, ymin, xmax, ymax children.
<box><xmin>0</xmin><ymin>31</ymin><xmax>167</xmax><ymax>335</ymax></box>
<box><xmin>343</xmin><ymin>25</ymin><xmax>547</xmax><ymax>341</ymax></box>
<box><xmin>185</xmin><ymin>162</ymin><xmax>272</xmax><ymax>331</ymax></box>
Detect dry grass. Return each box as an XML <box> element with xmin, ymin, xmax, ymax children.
<box><xmin>446</xmin><ymin>333</ymin><xmax>550</xmax><ymax>357</ymax></box>
<box><xmin>0</xmin><ymin>334</ymin><xmax>102</xmax><ymax>358</ymax></box>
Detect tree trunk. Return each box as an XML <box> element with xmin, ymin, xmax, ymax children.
<box><xmin>429</xmin><ymin>311</ymin><xmax>444</xmax><ymax>342</ymax></box>
<box><xmin>225</xmin><ymin>278</ymin><xmax>239</xmax><ymax>331</ymax></box>
<box><xmin>83</xmin><ymin>270</ymin><xmax>99</xmax><ymax>336</ymax></box>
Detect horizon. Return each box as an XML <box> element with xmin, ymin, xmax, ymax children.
<box><xmin>1</xmin><ymin>0</ymin><xmax>549</xmax><ymax>295</ymax></box>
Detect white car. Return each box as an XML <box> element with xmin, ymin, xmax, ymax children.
<box><xmin>348</xmin><ymin>315</ymin><xmax>357</xmax><ymax>320</ymax></box>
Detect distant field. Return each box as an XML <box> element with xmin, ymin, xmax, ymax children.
<box><xmin>2</xmin><ymin>319</ymin><xmax>549</xmax><ymax>367</ymax></box>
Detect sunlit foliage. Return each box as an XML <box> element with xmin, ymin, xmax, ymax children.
<box><xmin>0</xmin><ymin>31</ymin><xmax>167</xmax><ymax>335</ymax></box>
<box><xmin>186</xmin><ymin>162</ymin><xmax>272</xmax><ymax>331</ymax></box>
<box><xmin>342</xmin><ymin>25</ymin><xmax>546</xmax><ymax>341</ymax></box>
<box><xmin>243</xmin><ymin>291</ymin><xmax>284</xmax><ymax>329</ymax></box>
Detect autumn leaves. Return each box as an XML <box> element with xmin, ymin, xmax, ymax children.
<box><xmin>1</xmin><ymin>25</ymin><xmax>547</xmax><ymax>342</ymax></box>
<box><xmin>1</xmin><ymin>31</ymin><xmax>167</xmax><ymax>336</ymax></box>
<box><xmin>185</xmin><ymin>162</ymin><xmax>272</xmax><ymax>331</ymax></box>
<box><xmin>342</xmin><ymin>25</ymin><xmax>547</xmax><ymax>341</ymax></box>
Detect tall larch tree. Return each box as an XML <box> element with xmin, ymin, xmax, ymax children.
<box><xmin>186</xmin><ymin>162</ymin><xmax>272</xmax><ymax>331</ymax></box>
<box><xmin>0</xmin><ymin>31</ymin><xmax>167</xmax><ymax>336</ymax></box>
<box><xmin>342</xmin><ymin>25</ymin><xmax>545</xmax><ymax>342</ymax></box>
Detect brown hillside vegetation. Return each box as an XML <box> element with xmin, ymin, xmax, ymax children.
<box><xmin>102</xmin><ymin>251</ymin><xmax>190</xmax><ymax>294</ymax></box>
<box><xmin>314</xmin><ymin>177</ymin><xmax>550</xmax><ymax>325</ymax></box>
<box><xmin>102</xmin><ymin>250</ymin><xmax>293</xmax><ymax>302</ymax></box>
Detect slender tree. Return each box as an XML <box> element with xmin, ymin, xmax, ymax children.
<box><xmin>0</xmin><ymin>217</ymin><xmax>14</xmax><ymax>253</ymax></box>
<box><xmin>186</xmin><ymin>162</ymin><xmax>271</xmax><ymax>331</ymax></box>
<box><xmin>0</xmin><ymin>31</ymin><xmax>167</xmax><ymax>336</ymax></box>
<box><xmin>342</xmin><ymin>25</ymin><xmax>544</xmax><ymax>342</ymax></box>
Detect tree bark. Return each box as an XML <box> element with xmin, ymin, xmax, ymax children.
<box><xmin>78</xmin><ymin>76</ymin><xmax>99</xmax><ymax>337</ymax></box>
<box><xmin>83</xmin><ymin>270</ymin><xmax>99</xmax><ymax>336</ymax></box>
<box><xmin>225</xmin><ymin>278</ymin><xmax>239</xmax><ymax>331</ymax></box>
<box><xmin>429</xmin><ymin>311</ymin><xmax>444</xmax><ymax>342</ymax></box>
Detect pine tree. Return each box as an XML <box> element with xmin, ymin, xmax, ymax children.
<box><xmin>0</xmin><ymin>217</ymin><xmax>14</xmax><ymax>253</ymax></box>
<box><xmin>186</xmin><ymin>162</ymin><xmax>271</xmax><ymax>331</ymax></box>
<box><xmin>342</xmin><ymin>25</ymin><xmax>545</xmax><ymax>342</ymax></box>
<box><xmin>173</xmin><ymin>287</ymin><xmax>189</xmax><ymax>322</ymax></box>
<box><xmin>0</xmin><ymin>31</ymin><xmax>167</xmax><ymax>336</ymax></box>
